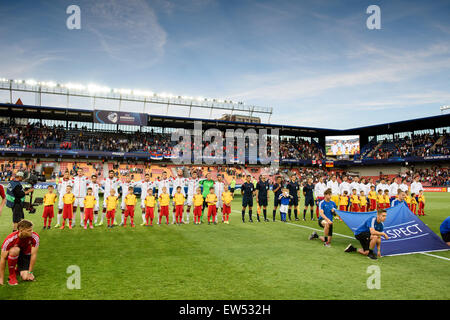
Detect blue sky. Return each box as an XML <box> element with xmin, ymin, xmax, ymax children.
<box><xmin>1</xmin><ymin>0</ymin><xmax>449</xmax><ymax>129</ymax></box>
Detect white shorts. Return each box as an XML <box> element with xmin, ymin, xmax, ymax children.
<box><xmin>94</xmin><ymin>198</ymin><xmax>99</xmax><ymax>211</ymax></box>
<box><xmin>121</xmin><ymin>198</ymin><xmax>126</xmax><ymax>210</ymax></box>
<box><xmin>58</xmin><ymin>195</ymin><xmax>64</xmax><ymax>210</ymax></box>
<box><xmin>186</xmin><ymin>195</ymin><xmax>194</xmax><ymax>207</ymax></box>
<box><xmin>216</xmin><ymin>199</ymin><xmax>223</xmax><ymax>209</ymax></box>
<box><xmin>74</xmin><ymin>197</ymin><xmax>84</xmax><ymax>208</ymax></box>
<box><xmin>280</xmin><ymin>204</ymin><xmax>288</xmax><ymax>214</ymax></box>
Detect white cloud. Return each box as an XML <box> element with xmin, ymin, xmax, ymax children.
<box><xmin>226</xmin><ymin>42</ymin><xmax>450</xmax><ymax>103</ymax></box>
<box><xmin>85</xmin><ymin>0</ymin><xmax>167</xmax><ymax>67</ymax></box>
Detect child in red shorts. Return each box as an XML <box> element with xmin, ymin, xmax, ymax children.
<box><xmin>124</xmin><ymin>186</ymin><xmax>137</xmax><ymax>227</ymax></box>
<box><xmin>159</xmin><ymin>187</ymin><xmax>170</xmax><ymax>225</ymax></box>
<box><xmin>61</xmin><ymin>185</ymin><xmax>75</xmax><ymax>229</ymax></box>
<box><xmin>193</xmin><ymin>188</ymin><xmax>203</xmax><ymax>225</ymax></box>
<box><xmin>206</xmin><ymin>187</ymin><xmax>218</xmax><ymax>225</ymax></box>
<box><xmin>105</xmin><ymin>189</ymin><xmax>119</xmax><ymax>228</ymax></box>
<box><xmin>144</xmin><ymin>189</ymin><xmax>156</xmax><ymax>226</ymax></box>
<box><xmin>42</xmin><ymin>185</ymin><xmax>57</xmax><ymax>229</ymax></box>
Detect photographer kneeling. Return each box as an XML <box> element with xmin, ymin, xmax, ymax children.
<box><xmin>6</xmin><ymin>172</ymin><xmax>34</xmax><ymax>231</ymax></box>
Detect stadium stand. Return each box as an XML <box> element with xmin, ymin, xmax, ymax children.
<box><xmin>0</xmin><ymin>103</ymin><xmax>449</xmax><ymax>186</ymax></box>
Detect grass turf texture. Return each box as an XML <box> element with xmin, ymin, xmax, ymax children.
<box><xmin>0</xmin><ymin>190</ymin><xmax>448</xmax><ymax>300</ymax></box>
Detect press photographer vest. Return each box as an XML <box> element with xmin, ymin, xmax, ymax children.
<box><xmin>6</xmin><ymin>180</ymin><xmax>25</xmax><ymax>208</ymax></box>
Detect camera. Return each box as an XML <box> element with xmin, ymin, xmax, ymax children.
<box><xmin>22</xmin><ymin>171</ymin><xmax>44</xmax><ymax>214</ymax></box>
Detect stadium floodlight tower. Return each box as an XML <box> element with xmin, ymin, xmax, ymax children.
<box><xmin>0</xmin><ymin>78</ymin><xmax>273</xmax><ymax>123</ymax></box>
<box><xmin>440</xmin><ymin>105</ymin><xmax>450</xmax><ymax>114</ymax></box>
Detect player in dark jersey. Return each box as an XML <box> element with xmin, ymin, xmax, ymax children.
<box><xmin>302</xmin><ymin>177</ymin><xmax>315</xmax><ymax>221</ymax></box>
<box><xmin>287</xmin><ymin>174</ymin><xmax>300</xmax><ymax>221</ymax></box>
<box><xmin>241</xmin><ymin>175</ymin><xmax>255</xmax><ymax>223</ymax></box>
<box><xmin>256</xmin><ymin>175</ymin><xmax>270</xmax><ymax>222</ymax></box>
<box><xmin>0</xmin><ymin>219</ymin><xmax>39</xmax><ymax>286</ymax></box>
<box><xmin>271</xmin><ymin>176</ymin><xmax>283</xmax><ymax>221</ymax></box>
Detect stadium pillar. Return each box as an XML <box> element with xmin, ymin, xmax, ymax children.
<box><xmin>318</xmin><ymin>136</ymin><xmax>325</xmax><ymax>149</ymax></box>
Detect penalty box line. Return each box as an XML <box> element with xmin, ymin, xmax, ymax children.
<box><xmin>231</xmin><ymin>210</ymin><xmax>450</xmax><ymax>261</ymax></box>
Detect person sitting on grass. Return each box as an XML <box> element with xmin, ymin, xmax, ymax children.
<box><xmin>309</xmin><ymin>188</ymin><xmax>337</xmax><ymax>247</ymax></box>
<box><xmin>0</xmin><ymin>219</ymin><xmax>39</xmax><ymax>286</ymax></box>
<box><xmin>344</xmin><ymin>209</ymin><xmax>389</xmax><ymax>260</ymax></box>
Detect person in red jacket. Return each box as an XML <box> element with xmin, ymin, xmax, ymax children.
<box><xmin>0</xmin><ymin>219</ymin><xmax>40</xmax><ymax>286</ymax></box>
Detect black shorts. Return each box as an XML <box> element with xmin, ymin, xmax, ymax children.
<box><xmin>258</xmin><ymin>197</ymin><xmax>268</xmax><ymax>207</ymax></box>
<box><xmin>318</xmin><ymin>219</ymin><xmax>333</xmax><ymax>236</ymax></box>
<box><xmin>12</xmin><ymin>203</ymin><xmax>25</xmax><ymax>223</ymax></box>
<box><xmin>230</xmin><ymin>188</ymin><xmax>235</xmax><ymax>193</ymax></box>
<box><xmin>274</xmin><ymin>195</ymin><xmax>281</xmax><ymax>207</ymax></box>
<box><xmin>304</xmin><ymin>197</ymin><xmax>314</xmax><ymax>207</ymax></box>
<box><xmin>442</xmin><ymin>232</ymin><xmax>450</xmax><ymax>243</ymax></box>
<box><xmin>290</xmin><ymin>196</ymin><xmax>298</xmax><ymax>206</ymax></box>
<box><xmin>17</xmin><ymin>253</ymin><xmax>31</xmax><ymax>272</ymax></box>
<box><xmin>242</xmin><ymin>197</ymin><xmax>253</xmax><ymax>208</ymax></box>
<box><xmin>355</xmin><ymin>231</ymin><xmax>371</xmax><ymax>251</ymax></box>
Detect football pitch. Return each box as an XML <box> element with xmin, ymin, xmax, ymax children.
<box><xmin>0</xmin><ymin>190</ymin><xmax>449</xmax><ymax>300</ymax></box>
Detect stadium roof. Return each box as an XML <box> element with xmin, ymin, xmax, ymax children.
<box><xmin>0</xmin><ymin>102</ymin><xmax>449</xmax><ymax>138</ymax></box>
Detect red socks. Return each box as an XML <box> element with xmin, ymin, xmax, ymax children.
<box><xmin>8</xmin><ymin>255</ymin><xmax>18</xmax><ymax>280</ymax></box>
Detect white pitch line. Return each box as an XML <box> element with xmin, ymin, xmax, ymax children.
<box><xmin>232</xmin><ymin>210</ymin><xmax>449</xmax><ymax>261</ymax></box>
<box><xmin>419</xmin><ymin>252</ymin><xmax>450</xmax><ymax>261</ymax></box>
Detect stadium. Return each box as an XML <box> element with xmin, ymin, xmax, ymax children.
<box><xmin>0</xmin><ymin>0</ymin><xmax>449</xmax><ymax>305</ymax></box>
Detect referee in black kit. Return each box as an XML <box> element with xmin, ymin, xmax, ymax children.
<box><xmin>302</xmin><ymin>177</ymin><xmax>315</xmax><ymax>221</ymax></box>
<box><xmin>241</xmin><ymin>175</ymin><xmax>255</xmax><ymax>223</ymax></box>
<box><xmin>256</xmin><ymin>175</ymin><xmax>270</xmax><ymax>222</ymax></box>
<box><xmin>287</xmin><ymin>174</ymin><xmax>300</xmax><ymax>221</ymax></box>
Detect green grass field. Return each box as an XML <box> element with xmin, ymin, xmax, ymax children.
<box><xmin>0</xmin><ymin>190</ymin><xmax>449</xmax><ymax>300</ymax></box>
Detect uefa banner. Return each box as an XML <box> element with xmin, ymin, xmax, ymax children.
<box><xmin>94</xmin><ymin>110</ymin><xmax>147</xmax><ymax>126</ymax></box>
<box><xmin>337</xmin><ymin>203</ymin><xmax>449</xmax><ymax>256</ymax></box>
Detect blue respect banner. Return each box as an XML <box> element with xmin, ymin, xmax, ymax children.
<box><xmin>337</xmin><ymin>203</ymin><xmax>449</xmax><ymax>256</ymax></box>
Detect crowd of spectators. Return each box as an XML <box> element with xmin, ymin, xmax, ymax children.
<box><xmin>369</xmin><ymin>133</ymin><xmax>448</xmax><ymax>159</ymax></box>
<box><xmin>280</xmin><ymin>138</ymin><xmax>325</xmax><ymax>161</ymax></box>
<box><xmin>1</xmin><ymin>123</ymin><xmax>448</xmax><ymax>162</ymax></box>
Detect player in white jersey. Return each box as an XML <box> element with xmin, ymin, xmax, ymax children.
<box><xmin>119</xmin><ymin>175</ymin><xmax>135</xmax><ymax>225</ymax></box>
<box><xmin>349</xmin><ymin>176</ymin><xmax>361</xmax><ymax>194</ymax></box>
<box><xmin>54</xmin><ymin>171</ymin><xmax>73</xmax><ymax>228</ymax></box>
<box><xmin>138</xmin><ymin>173</ymin><xmax>155</xmax><ymax>226</ymax></box>
<box><xmin>410</xmin><ymin>176</ymin><xmax>424</xmax><ymax>201</ymax></box>
<box><xmin>361</xmin><ymin>178</ymin><xmax>372</xmax><ymax>196</ymax></box>
<box><xmin>157</xmin><ymin>171</ymin><xmax>171</xmax><ymax>197</ymax></box>
<box><xmin>314</xmin><ymin>176</ymin><xmax>327</xmax><ymax>219</ymax></box>
<box><xmin>388</xmin><ymin>177</ymin><xmax>400</xmax><ymax>204</ymax></box>
<box><xmin>86</xmin><ymin>174</ymin><xmax>101</xmax><ymax>225</ymax></box>
<box><xmin>339</xmin><ymin>176</ymin><xmax>351</xmax><ymax>195</ymax></box>
<box><xmin>214</xmin><ymin>174</ymin><xmax>226</xmax><ymax>223</ymax></box>
<box><xmin>399</xmin><ymin>178</ymin><xmax>409</xmax><ymax>193</ymax></box>
<box><xmin>72</xmin><ymin>168</ymin><xmax>89</xmax><ymax>227</ymax></box>
<box><xmin>98</xmin><ymin>170</ymin><xmax>120</xmax><ymax>226</ymax></box>
<box><xmin>326</xmin><ymin>175</ymin><xmax>340</xmax><ymax>206</ymax></box>
<box><xmin>171</xmin><ymin>169</ymin><xmax>187</xmax><ymax>224</ymax></box>
<box><xmin>376</xmin><ymin>179</ymin><xmax>388</xmax><ymax>194</ymax></box>
<box><xmin>186</xmin><ymin>171</ymin><xmax>200</xmax><ymax>224</ymax></box>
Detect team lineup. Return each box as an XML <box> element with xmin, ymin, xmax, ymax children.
<box><xmin>41</xmin><ymin>168</ymin><xmax>428</xmax><ymax>230</ymax></box>
<box><xmin>0</xmin><ymin>166</ymin><xmax>435</xmax><ymax>286</ymax></box>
